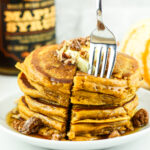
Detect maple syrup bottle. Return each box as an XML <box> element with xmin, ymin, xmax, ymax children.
<box><xmin>0</xmin><ymin>0</ymin><xmax>56</xmax><ymax>75</ymax></box>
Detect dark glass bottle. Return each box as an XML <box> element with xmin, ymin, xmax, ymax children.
<box><xmin>0</xmin><ymin>0</ymin><xmax>56</xmax><ymax>75</ymax></box>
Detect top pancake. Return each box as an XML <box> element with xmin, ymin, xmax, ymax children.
<box><xmin>16</xmin><ymin>45</ymin><xmax>77</xmax><ymax>94</ymax></box>
<box><xmin>57</xmin><ymin>37</ymin><xmax>141</xmax><ymax>80</ymax></box>
<box><xmin>110</xmin><ymin>52</ymin><xmax>139</xmax><ymax>79</ymax></box>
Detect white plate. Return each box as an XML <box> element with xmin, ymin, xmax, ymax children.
<box><xmin>0</xmin><ymin>88</ymin><xmax>150</xmax><ymax>150</ymax></box>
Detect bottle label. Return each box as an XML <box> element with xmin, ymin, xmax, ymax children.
<box><xmin>0</xmin><ymin>0</ymin><xmax>56</xmax><ymax>62</ymax></box>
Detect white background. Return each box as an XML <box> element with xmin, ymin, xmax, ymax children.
<box><xmin>1</xmin><ymin>0</ymin><xmax>150</xmax><ymax>149</ymax></box>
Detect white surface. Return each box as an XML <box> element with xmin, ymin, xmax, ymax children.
<box><xmin>0</xmin><ymin>76</ymin><xmax>150</xmax><ymax>149</ymax></box>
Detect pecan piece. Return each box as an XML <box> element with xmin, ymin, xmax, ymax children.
<box><xmin>78</xmin><ymin>37</ymin><xmax>89</xmax><ymax>46</ymax></box>
<box><xmin>80</xmin><ymin>50</ymin><xmax>88</xmax><ymax>59</ymax></box>
<box><xmin>62</xmin><ymin>52</ymin><xmax>71</xmax><ymax>59</ymax></box>
<box><xmin>70</xmin><ymin>39</ymin><xmax>81</xmax><ymax>51</ymax></box>
<box><xmin>108</xmin><ymin>130</ymin><xmax>120</xmax><ymax>138</ymax></box>
<box><xmin>64</xmin><ymin>59</ymin><xmax>75</xmax><ymax>65</ymax></box>
<box><xmin>13</xmin><ymin>117</ymin><xmax>43</xmax><ymax>135</ymax></box>
<box><xmin>132</xmin><ymin>109</ymin><xmax>149</xmax><ymax>127</ymax></box>
<box><xmin>12</xmin><ymin>119</ymin><xmax>24</xmax><ymax>131</ymax></box>
<box><xmin>51</xmin><ymin>133</ymin><xmax>63</xmax><ymax>140</ymax></box>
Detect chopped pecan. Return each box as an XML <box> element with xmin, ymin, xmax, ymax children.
<box><xmin>108</xmin><ymin>130</ymin><xmax>120</xmax><ymax>138</ymax></box>
<box><xmin>80</xmin><ymin>50</ymin><xmax>88</xmax><ymax>59</ymax></box>
<box><xmin>70</xmin><ymin>39</ymin><xmax>81</xmax><ymax>51</ymax></box>
<box><xmin>77</xmin><ymin>37</ymin><xmax>89</xmax><ymax>46</ymax></box>
<box><xmin>38</xmin><ymin>127</ymin><xmax>54</xmax><ymax>138</ymax></box>
<box><xmin>132</xmin><ymin>109</ymin><xmax>149</xmax><ymax>127</ymax></box>
<box><xmin>12</xmin><ymin>119</ymin><xmax>24</xmax><ymax>131</ymax></box>
<box><xmin>62</xmin><ymin>52</ymin><xmax>71</xmax><ymax>59</ymax></box>
<box><xmin>51</xmin><ymin>133</ymin><xmax>63</xmax><ymax>140</ymax></box>
<box><xmin>64</xmin><ymin>59</ymin><xmax>75</xmax><ymax>65</ymax></box>
<box><xmin>13</xmin><ymin>117</ymin><xmax>43</xmax><ymax>135</ymax></box>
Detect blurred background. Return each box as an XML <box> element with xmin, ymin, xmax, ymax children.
<box><xmin>55</xmin><ymin>0</ymin><xmax>150</xmax><ymax>43</ymax></box>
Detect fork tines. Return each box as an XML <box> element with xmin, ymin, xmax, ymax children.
<box><xmin>88</xmin><ymin>43</ymin><xmax>117</xmax><ymax>78</ymax></box>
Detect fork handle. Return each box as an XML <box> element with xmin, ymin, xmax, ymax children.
<box><xmin>97</xmin><ymin>0</ymin><xmax>104</xmax><ymax>30</ymax></box>
<box><xmin>96</xmin><ymin>0</ymin><xmax>102</xmax><ymax>12</ymax></box>
<box><xmin>98</xmin><ymin>0</ymin><xmax>102</xmax><ymax>12</ymax></box>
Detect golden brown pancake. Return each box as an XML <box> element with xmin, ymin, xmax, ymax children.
<box><xmin>72</xmin><ymin>71</ymin><xmax>141</xmax><ymax>99</ymax></box>
<box><xmin>18</xmin><ymin>72</ymin><xmax>70</xmax><ymax>107</ymax></box>
<box><xmin>68</xmin><ymin>119</ymin><xmax>133</xmax><ymax>140</ymax></box>
<box><xmin>71</xmin><ymin>95</ymin><xmax>138</xmax><ymax>124</ymax></box>
<box><xmin>57</xmin><ymin>38</ymin><xmax>142</xmax><ymax>80</ymax></box>
<box><xmin>71</xmin><ymin>90</ymin><xmax>135</xmax><ymax>106</ymax></box>
<box><xmin>16</xmin><ymin>45</ymin><xmax>77</xmax><ymax>95</ymax></box>
<box><xmin>25</xmin><ymin>96</ymin><xmax>68</xmax><ymax>120</ymax></box>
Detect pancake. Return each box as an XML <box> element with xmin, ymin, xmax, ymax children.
<box><xmin>68</xmin><ymin>120</ymin><xmax>133</xmax><ymax>140</ymax></box>
<box><xmin>57</xmin><ymin>38</ymin><xmax>142</xmax><ymax>80</ymax></box>
<box><xmin>18</xmin><ymin>96</ymin><xmax>67</xmax><ymax>132</ymax></box>
<box><xmin>25</xmin><ymin>96</ymin><xmax>68</xmax><ymax>120</ymax></box>
<box><xmin>71</xmin><ymin>90</ymin><xmax>135</xmax><ymax>106</ymax></box>
<box><xmin>18</xmin><ymin>72</ymin><xmax>70</xmax><ymax>107</ymax></box>
<box><xmin>72</xmin><ymin>116</ymin><xmax>130</xmax><ymax>124</ymax></box>
<box><xmin>16</xmin><ymin>45</ymin><xmax>77</xmax><ymax>95</ymax></box>
<box><xmin>71</xmin><ymin>95</ymin><xmax>138</xmax><ymax>123</ymax></box>
<box><xmin>72</xmin><ymin>71</ymin><xmax>141</xmax><ymax>99</ymax></box>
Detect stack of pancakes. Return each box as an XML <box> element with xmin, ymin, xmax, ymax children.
<box><xmin>13</xmin><ymin>38</ymin><xmax>142</xmax><ymax>141</ymax></box>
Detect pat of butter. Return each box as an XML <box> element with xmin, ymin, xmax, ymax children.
<box><xmin>65</xmin><ymin>48</ymin><xmax>97</xmax><ymax>73</ymax></box>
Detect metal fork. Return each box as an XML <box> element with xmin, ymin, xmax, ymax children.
<box><xmin>88</xmin><ymin>0</ymin><xmax>117</xmax><ymax>78</ymax></box>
